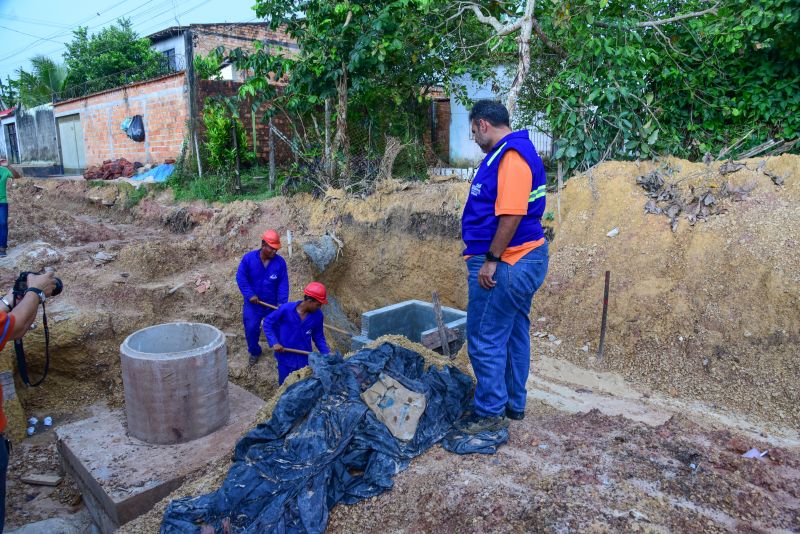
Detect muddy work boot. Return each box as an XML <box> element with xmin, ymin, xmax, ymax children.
<box><xmin>456</xmin><ymin>411</ymin><xmax>509</xmax><ymax>434</ymax></box>
<box><xmin>248</xmin><ymin>354</ymin><xmax>260</xmax><ymax>367</ymax></box>
<box><xmin>505</xmin><ymin>407</ymin><xmax>525</xmax><ymax>421</ymax></box>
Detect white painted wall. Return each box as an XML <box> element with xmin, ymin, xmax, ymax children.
<box><xmin>150</xmin><ymin>34</ymin><xmax>186</xmax><ymax>65</ymax></box>
<box><xmin>449</xmin><ymin>68</ymin><xmax>553</xmax><ymax>167</ymax></box>
<box><xmin>0</xmin><ymin>119</ymin><xmax>6</xmax><ymax>159</ymax></box>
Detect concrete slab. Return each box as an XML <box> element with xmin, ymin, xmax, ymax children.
<box><xmin>352</xmin><ymin>299</ymin><xmax>466</xmax><ymax>353</ymax></box>
<box><xmin>56</xmin><ymin>383</ymin><xmax>265</xmax><ymax>533</ymax></box>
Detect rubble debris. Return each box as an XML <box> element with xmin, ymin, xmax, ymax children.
<box><xmin>92</xmin><ymin>251</ymin><xmax>116</xmax><ymax>266</ymax></box>
<box><xmin>719</xmin><ymin>160</ymin><xmax>745</xmax><ymax>175</ymax></box>
<box><xmin>742</xmin><ymin>448</ymin><xmax>769</xmax><ymax>459</ymax></box>
<box><xmin>636</xmin><ymin>165</ymin><xmax>760</xmax><ymax>231</ymax></box>
<box><xmin>764</xmin><ymin>170</ymin><xmax>785</xmax><ymax>186</ymax></box>
<box><xmin>21</xmin><ymin>473</ymin><xmax>63</xmax><ymax>487</ymax></box>
<box><xmin>194</xmin><ymin>273</ymin><xmax>212</xmax><ymax>294</ymax></box>
<box><xmin>84</xmin><ymin>158</ymin><xmax>140</xmax><ymax>180</ymax></box>
<box><xmin>303</xmin><ymin>233</ymin><xmax>342</xmax><ymax>272</ymax></box>
<box><xmin>606</xmin><ymin>227</ymin><xmax>619</xmax><ymax>238</ymax></box>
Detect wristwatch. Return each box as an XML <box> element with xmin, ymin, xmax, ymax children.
<box><xmin>0</xmin><ymin>296</ymin><xmax>11</xmax><ymax>311</ymax></box>
<box><xmin>25</xmin><ymin>288</ymin><xmax>46</xmax><ymax>304</ymax></box>
<box><xmin>485</xmin><ymin>251</ymin><xmax>502</xmax><ymax>263</ymax></box>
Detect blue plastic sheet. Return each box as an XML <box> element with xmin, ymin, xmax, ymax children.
<box><xmin>441</xmin><ymin>428</ymin><xmax>509</xmax><ymax>454</ymax></box>
<box><xmin>132</xmin><ymin>163</ymin><xmax>174</xmax><ymax>183</ymax></box>
<box><xmin>160</xmin><ymin>342</ymin><xmax>475</xmax><ymax>534</ymax></box>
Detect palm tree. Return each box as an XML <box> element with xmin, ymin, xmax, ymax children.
<box><xmin>14</xmin><ymin>55</ymin><xmax>68</xmax><ymax>108</ymax></box>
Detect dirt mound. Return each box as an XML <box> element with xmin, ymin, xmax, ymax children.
<box><xmin>536</xmin><ymin>155</ymin><xmax>800</xmax><ymax>427</ymax></box>
<box><xmin>327</xmin><ymin>409</ymin><xmax>799</xmax><ymax>532</ymax></box>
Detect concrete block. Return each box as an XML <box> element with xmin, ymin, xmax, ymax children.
<box><xmin>56</xmin><ymin>383</ymin><xmax>265</xmax><ymax>534</ymax></box>
<box><xmin>352</xmin><ymin>300</ymin><xmax>466</xmax><ymax>354</ymax></box>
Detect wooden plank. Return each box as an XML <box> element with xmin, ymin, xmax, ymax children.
<box><xmin>21</xmin><ymin>472</ymin><xmax>63</xmax><ymax>487</ymax></box>
<box><xmin>431</xmin><ymin>291</ymin><xmax>451</xmax><ymax>358</ymax></box>
<box><xmin>420</xmin><ymin>328</ymin><xmax>461</xmax><ymax>351</ymax></box>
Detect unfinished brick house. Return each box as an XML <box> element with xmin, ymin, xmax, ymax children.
<box><xmin>52</xmin><ymin>23</ymin><xmax>297</xmax><ymax>173</ymax></box>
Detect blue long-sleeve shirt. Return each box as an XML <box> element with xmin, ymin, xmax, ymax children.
<box><xmin>263</xmin><ymin>301</ymin><xmax>330</xmax><ymax>354</ymax></box>
<box><xmin>236</xmin><ymin>250</ymin><xmax>289</xmax><ymax>306</ymax></box>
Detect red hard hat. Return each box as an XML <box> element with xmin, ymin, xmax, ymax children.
<box><xmin>303</xmin><ymin>282</ymin><xmax>328</xmax><ymax>305</ymax></box>
<box><xmin>261</xmin><ymin>229</ymin><xmax>281</xmax><ymax>250</ymax></box>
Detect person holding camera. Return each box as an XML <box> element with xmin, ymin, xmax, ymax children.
<box><xmin>0</xmin><ymin>270</ymin><xmax>58</xmax><ymax>532</ymax></box>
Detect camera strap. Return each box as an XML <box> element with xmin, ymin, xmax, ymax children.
<box><xmin>14</xmin><ymin>303</ymin><xmax>50</xmax><ymax>388</ymax></box>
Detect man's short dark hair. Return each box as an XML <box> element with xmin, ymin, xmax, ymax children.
<box><xmin>469</xmin><ymin>100</ymin><xmax>510</xmax><ymax>127</ymax></box>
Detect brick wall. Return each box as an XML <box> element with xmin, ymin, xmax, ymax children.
<box><xmin>422</xmin><ymin>99</ymin><xmax>451</xmax><ymax>164</ymax></box>
<box><xmin>196</xmin><ymin>79</ymin><xmax>293</xmax><ymax>166</ymax></box>
<box><xmin>53</xmin><ymin>73</ymin><xmax>189</xmax><ymax>167</ymax></box>
<box><xmin>434</xmin><ymin>99</ymin><xmax>451</xmax><ymax>164</ymax></box>
<box><xmin>191</xmin><ymin>23</ymin><xmax>298</xmax><ymax>59</ymax></box>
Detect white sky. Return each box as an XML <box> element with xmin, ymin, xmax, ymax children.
<box><xmin>0</xmin><ymin>0</ymin><xmax>259</xmax><ymax>82</ymax></box>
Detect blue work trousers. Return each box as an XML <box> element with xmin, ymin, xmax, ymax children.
<box><xmin>243</xmin><ymin>303</ymin><xmax>272</xmax><ymax>357</ymax></box>
<box><xmin>466</xmin><ymin>243</ymin><xmax>549</xmax><ymax>417</ymax></box>
<box><xmin>0</xmin><ymin>203</ymin><xmax>8</xmax><ymax>249</ymax></box>
<box><xmin>275</xmin><ymin>353</ymin><xmax>309</xmax><ymax>385</ymax></box>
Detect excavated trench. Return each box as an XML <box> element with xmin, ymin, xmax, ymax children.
<box><xmin>2</xmin><ymin>156</ymin><xmax>799</xmax><ymax>530</ymax></box>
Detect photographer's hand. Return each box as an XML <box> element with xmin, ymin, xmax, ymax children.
<box><xmin>0</xmin><ymin>289</ymin><xmax>12</xmax><ymax>312</ymax></box>
<box><xmin>28</xmin><ymin>272</ymin><xmax>56</xmax><ymax>297</ymax></box>
<box><xmin>6</xmin><ymin>272</ymin><xmax>57</xmax><ymax>339</ymax></box>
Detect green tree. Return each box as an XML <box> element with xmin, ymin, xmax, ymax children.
<box><xmin>234</xmin><ymin>0</ymin><xmax>491</xmax><ymax>183</ymax></box>
<box><xmin>62</xmin><ymin>18</ymin><xmax>168</xmax><ymax>98</ymax></box>
<box><xmin>0</xmin><ymin>76</ymin><xmax>18</xmax><ymax>109</ymax></box>
<box><xmin>453</xmin><ymin>0</ymin><xmax>799</xmax><ymax>172</ymax></box>
<box><xmin>13</xmin><ymin>55</ymin><xmax>67</xmax><ymax>107</ymax></box>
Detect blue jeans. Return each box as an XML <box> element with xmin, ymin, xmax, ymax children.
<box><xmin>0</xmin><ymin>203</ymin><xmax>8</xmax><ymax>249</ymax></box>
<box><xmin>0</xmin><ymin>436</ymin><xmax>9</xmax><ymax>532</ymax></box>
<box><xmin>466</xmin><ymin>243</ymin><xmax>549</xmax><ymax>417</ymax></box>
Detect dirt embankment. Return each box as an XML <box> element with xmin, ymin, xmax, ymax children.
<box><xmin>2</xmin><ymin>156</ymin><xmax>798</xmax><ymax>431</ymax></box>
<box><xmin>535</xmin><ymin>155</ymin><xmax>800</xmax><ymax>429</ymax></box>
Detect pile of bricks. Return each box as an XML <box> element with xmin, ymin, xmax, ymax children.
<box><xmin>83</xmin><ymin>158</ymin><xmax>140</xmax><ymax>180</ymax></box>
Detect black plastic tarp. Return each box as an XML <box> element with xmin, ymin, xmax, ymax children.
<box><xmin>161</xmin><ymin>343</ymin><xmax>474</xmax><ymax>533</ymax></box>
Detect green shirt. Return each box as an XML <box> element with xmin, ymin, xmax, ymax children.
<box><xmin>0</xmin><ymin>167</ymin><xmax>10</xmax><ymax>204</ymax></box>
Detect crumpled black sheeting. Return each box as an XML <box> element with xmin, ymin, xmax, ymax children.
<box><xmin>160</xmin><ymin>343</ymin><xmax>474</xmax><ymax>534</ymax></box>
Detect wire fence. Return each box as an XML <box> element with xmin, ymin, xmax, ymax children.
<box><xmin>53</xmin><ymin>53</ymin><xmax>186</xmax><ymax>102</ymax></box>
<box><xmin>266</xmin><ymin>102</ymin><xmax>442</xmax><ymax>193</ymax></box>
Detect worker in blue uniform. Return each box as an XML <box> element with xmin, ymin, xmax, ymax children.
<box><xmin>236</xmin><ymin>229</ymin><xmax>289</xmax><ymax>366</ymax></box>
<box><xmin>264</xmin><ymin>282</ymin><xmax>331</xmax><ymax>384</ymax></box>
<box><xmin>458</xmin><ymin>100</ymin><xmax>549</xmax><ymax>435</ymax></box>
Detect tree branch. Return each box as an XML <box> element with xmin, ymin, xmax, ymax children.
<box><xmin>531</xmin><ymin>17</ymin><xmax>566</xmax><ymax>57</ymax></box>
<box><xmin>636</xmin><ymin>4</ymin><xmax>719</xmax><ymax>27</ymax></box>
<box><xmin>594</xmin><ymin>4</ymin><xmax>718</xmax><ymax>29</ymax></box>
<box><xmin>467</xmin><ymin>4</ymin><xmax>523</xmax><ymax>36</ymax></box>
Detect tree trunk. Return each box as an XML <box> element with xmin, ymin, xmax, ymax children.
<box><xmin>505</xmin><ymin>0</ymin><xmax>535</xmax><ymax>123</ymax></box>
<box><xmin>324</xmin><ymin>98</ymin><xmax>332</xmax><ymax>179</ymax></box>
<box><xmin>269</xmin><ymin>117</ymin><xmax>276</xmax><ymax>191</ymax></box>
<box><xmin>331</xmin><ymin>63</ymin><xmax>350</xmax><ymax>185</ymax></box>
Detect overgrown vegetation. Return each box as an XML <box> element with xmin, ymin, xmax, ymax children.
<box><xmin>3</xmin><ymin>18</ymin><xmax>171</xmax><ymax>107</ymax></box>
<box><xmin>457</xmin><ymin>0</ymin><xmax>800</xmax><ymax>173</ymax></box>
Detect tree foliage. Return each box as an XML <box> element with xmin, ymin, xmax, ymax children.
<box><xmin>62</xmin><ymin>18</ymin><xmax>169</xmax><ymax>98</ymax></box>
<box><xmin>229</xmin><ymin>0</ymin><xmax>493</xmax><ymax>186</ymax></box>
<box><xmin>12</xmin><ymin>55</ymin><xmax>68</xmax><ymax>107</ymax></box>
<box><xmin>502</xmin><ymin>0</ymin><xmax>800</xmax><ymax>171</ymax></box>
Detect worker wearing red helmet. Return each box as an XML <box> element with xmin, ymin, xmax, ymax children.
<box><xmin>263</xmin><ymin>282</ymin><xmax>331</xmax><ymax>384</ymax></box>
<box><xmin>236</xmin><ymin>229</ymin><xmax>289</xmax><ymax>366</ymax></box>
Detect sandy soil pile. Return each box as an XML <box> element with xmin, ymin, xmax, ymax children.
<box><xmin>535</xmin><ymin>155</ymin><xmax>800</xmax><ymax>428</ymax></box>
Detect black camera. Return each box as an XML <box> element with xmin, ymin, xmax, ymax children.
<box><xmin>13</xmin><ymin>271</ymin><xmax>63</xmax><ymax>301</ymax></box>
<box><xmin>10</xmin><ymin>271</ymin><xmax>63</xmax><ymax>388</ymax></box>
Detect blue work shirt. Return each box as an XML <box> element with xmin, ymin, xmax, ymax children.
<box><xmin>236</xmin><ymin>250</ymin><xmax>289</xmax><ymax>306</ymax></box>
<box><xmin>263</xmin><ymin>301</ymin><xmax>330</xmax><ymax>354</ymax></box>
